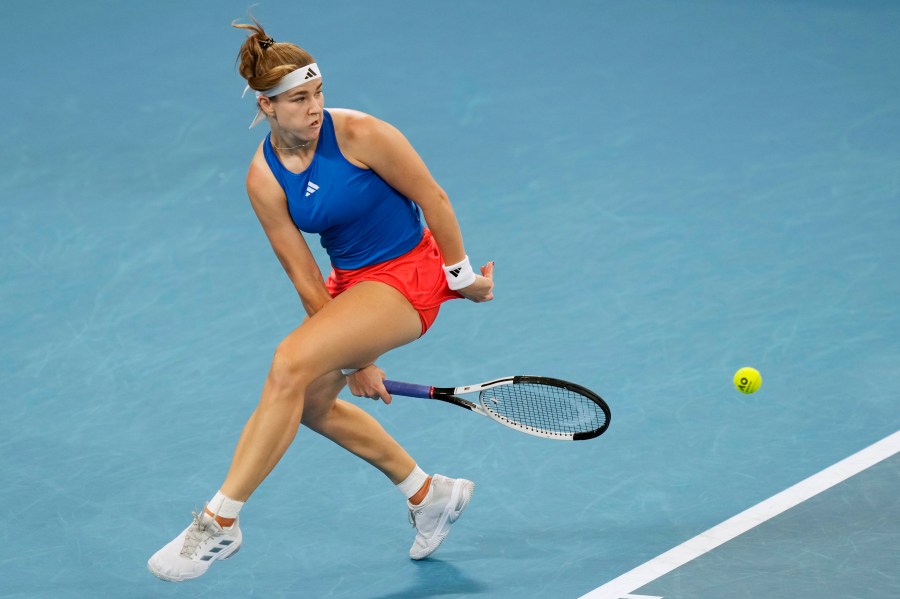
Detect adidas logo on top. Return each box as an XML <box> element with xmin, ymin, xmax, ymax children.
<box><xmin>306</xmin><ymin>182</ymin><xmax>319</xmax><ymax>197</ymax></box>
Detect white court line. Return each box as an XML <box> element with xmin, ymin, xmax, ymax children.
<box><xmin>579</xmin><ymin>429</ymin><xmax>900</xmax><ymax>599</ymax></box>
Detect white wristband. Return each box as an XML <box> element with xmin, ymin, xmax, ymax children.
<box><xmin>341</xmin><ymin>368</ymin><xmax>359</xmax><ymax>376</ymax></box>
<box><xmin>443</xmin><ymin>255</ymin><xmax>477</xmax><ymax>290</ymax></box>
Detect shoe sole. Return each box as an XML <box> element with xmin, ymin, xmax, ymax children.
<box><xmin>410</xmin><ymin>479</ymin><xmax>475</xmax><ymax>560</ymax></box>
<box><xmin>148</xmin><ymin>541</ymin><xmax>242</xmax><ymax>582</ymax></box>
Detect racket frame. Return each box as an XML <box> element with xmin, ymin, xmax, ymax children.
<box><xmin>384</xmin><ymin>376</ymin><xmax>610</xmax><ymax>441</ymax></box>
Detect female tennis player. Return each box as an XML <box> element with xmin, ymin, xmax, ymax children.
<box><xmin>148</xmin><ymin>18</ymin><xmax>494</xmax><ymax>582</ymax></box>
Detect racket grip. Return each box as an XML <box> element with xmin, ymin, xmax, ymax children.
<box><xmin>383</xmin><ymin>380</ymin><xmax>433</xmax><ymax>399</ymax></box>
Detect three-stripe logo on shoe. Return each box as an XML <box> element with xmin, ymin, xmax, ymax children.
<box><xmin>306</xmin><ymin>182</ymin><xmax>319</xmax><ymax>197</ymax></box>
<box><xmin>200</xmin><ymin>539</ymin><xmax>235</xmax><ymax>562</ymax></box>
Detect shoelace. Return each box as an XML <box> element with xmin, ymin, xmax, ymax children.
<box><xmin>408</xmin><ymin>486</ymin><xmax>437</xmax><ymax>529</ymax></box>
<box><xmin>180</xmin><ymin>510</ymin><xmax>215</xmax><ymax>558</ymax></box>
<box><xmin>408</xmin><ymin>503</ymin><xmax>432</xmax><ymax>530</ymax></box>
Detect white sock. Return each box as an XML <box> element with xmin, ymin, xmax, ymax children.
<box><xmin>396</xmin><ymin>465</ymin><xmax>430</xmax><ymax>499</ymax></box>
<box><xmin>206</xmin><ymin>491</ymin><xmax>244</xmax><ymax>519</ymax></box>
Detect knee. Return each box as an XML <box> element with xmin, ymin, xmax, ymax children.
<box><xmin>266</xmin><ymin>340</ymin><xmax>315</xmax><ymax>397</ymax></box>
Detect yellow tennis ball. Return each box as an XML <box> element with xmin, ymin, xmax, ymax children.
<box><xmin>734</xmin><ymin>367</ymin><xmax>762</xmax><ymax>394</ymax></box>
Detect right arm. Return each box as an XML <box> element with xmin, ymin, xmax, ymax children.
<box><xmin>246</xmin><ymin>151</ymin><xmax>380</xmax><ymax>385</ymax></box>
<box><xmin>245</xmin><ymin>149</ymin><xmax>332</xmax><ymax>316</ymax></box>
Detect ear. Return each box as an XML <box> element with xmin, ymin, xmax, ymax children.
<box><xmin>258</xmin><ymin>96</ymin><xmax>275</xmax><ymax>118</ymax></box>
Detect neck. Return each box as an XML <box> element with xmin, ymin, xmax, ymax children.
<box><xmin>270</xmin><ymin>134</ymin><xmax>315</xmax><ymax>152</ymax></box>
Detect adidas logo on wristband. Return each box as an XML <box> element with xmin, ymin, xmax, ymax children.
<box><xmin>443</xmin><ymin>256</ymin><xmax>476</xmax><ymax>290</ymax></box>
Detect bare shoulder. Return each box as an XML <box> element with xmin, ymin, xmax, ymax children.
<box><xmin>329</xmin><ymin>108</ymin><xmax>380</xmax><ymax>137</ymax></box>
<box><xmin>246</xmin><ymin>142</ymin><xmax>283</xmax><ymax>202</ymax></box>
<box><xmin>329</xmin><ymin>108</ymin><xmax>405</xmax><ymax>166</ymax></box>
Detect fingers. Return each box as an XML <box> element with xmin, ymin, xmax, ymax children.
<box><xmin>345</xmin><ymin>366</ymin><xmax>392</xmax><ymax>404</ymax></box>
<box><xmin>461</xmin><ymin>287</ymin><xmax>492</xmax><ymax>302</ymax></box>
<box><xmin>361</xmin><ymin>387</ymin><xmax>391</xmax><ymax>404</ymax></box>
<box><xmin>377</xmin><ymin>385</ymin><xmax>393</xmax><ymax>405</ymax></box>
<box><xmin>463</xmin><ymin>261</ymin><xmax>494</xmax><ymax>302</ymax></box>
<box><xmin>350</xmin><ymin>368</ymin><xmax>391</xmax><ymax>404</ymax></box>
<box><xmin>482</xmin><ymin>262</ymin><xmax>495</xmax><ymax>301</ymax></box>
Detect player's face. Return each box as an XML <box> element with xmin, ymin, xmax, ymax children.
<box><xmin>265</xmin><ymin>79</ymin><xmax>324</xmax><ymax>139</ymax></box>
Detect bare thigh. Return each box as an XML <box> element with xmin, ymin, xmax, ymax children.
<box><xmin>271</xmin><ymin>280</ymin><xmax>422</xmax><ymax>389</ymax></box>
<box><xmin>219</xmin><ymin>282</ymin><xmax>423</xmax><ymax>499</ymax></box>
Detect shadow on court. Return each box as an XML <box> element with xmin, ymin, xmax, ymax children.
<box><xmin>367</xmin><ymin>560</ymin><xmax>491</xmax><ymax>599</ymax></box>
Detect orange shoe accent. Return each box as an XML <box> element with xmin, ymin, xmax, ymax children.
<box><xmin>204</xmin><ymin>507</ymin><xmax>236</xmax><ymax>528</ymax></box>
<box><xmin>408</xmin><ymin>477</ymin><xmax>432</xmax><ymax>506</ymax></box>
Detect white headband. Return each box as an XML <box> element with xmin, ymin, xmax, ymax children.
<box><xmin>243</xmin><ymin>63</ymin><xmax>322</xmax><ymax>128</ymax></box>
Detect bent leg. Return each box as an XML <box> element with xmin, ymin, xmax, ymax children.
<box><xmin>220</xmin><ymin>282</ymin><xmax>421</xmax><ymax>501</ymax></box>
<box><xmin>302</xmin><ymin>394</ymin><xmax>417</xmax><ymax>484</ymax></box>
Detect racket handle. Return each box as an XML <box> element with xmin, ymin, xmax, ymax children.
<box><xmin>383</xmin><ymin>380</ymin><xmax>433</xmax><ymax>399</ymax></box>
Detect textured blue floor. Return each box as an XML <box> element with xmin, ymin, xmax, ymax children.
<box><xmin>635</xmin><ymin>453</ymin><xmax>900</xmax><ymax>599</ymax></box>
<box><xmin>2</xmin><ymin>1</ymin><xmax>899</xmax><ymax>597</ymax></box>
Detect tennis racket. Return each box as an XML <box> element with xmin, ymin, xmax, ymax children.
<box><xmin>384</xmin><ymin>376</ymin><xmax>610</xmax><ymax>441</ymax></box>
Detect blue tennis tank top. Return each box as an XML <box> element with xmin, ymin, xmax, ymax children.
<box><xmin>262</xmin><ymin>110</ymin><xmax>424</xmax><ymax>269</ymax></box>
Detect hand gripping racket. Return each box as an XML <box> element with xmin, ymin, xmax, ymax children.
<box><xmin>384</xmin><ymin>376</ymin><xmax>610</xmax><ymax>441</ymax></box>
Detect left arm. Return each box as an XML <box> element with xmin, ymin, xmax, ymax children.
<box><xmin>335</xmin><ymin>110</ymin><xmax>494</xmax><ymax>302</ymax></box>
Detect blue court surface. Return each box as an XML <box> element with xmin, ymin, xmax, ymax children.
<box><xmin>2</xmin><ymin>1</ymin><xmax>899</xmax><ymax>598</ymax></box>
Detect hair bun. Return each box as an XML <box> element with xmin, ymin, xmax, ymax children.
<box><xmin>234</xmin><ymin>17</ymin><xmax>316</xmax><ymax>91</ymax></box>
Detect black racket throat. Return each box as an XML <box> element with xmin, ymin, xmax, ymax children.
<box><xmin>435</xmin><ymin>394</ymin><xmax>478</xmax><ymax>411</ymax></box>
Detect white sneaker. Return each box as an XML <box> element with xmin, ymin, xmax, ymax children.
<box><xmin>148</xmin><ymin>511</ymin><xmax>242</xmax><ymax>582</ymax></box>
<box><xmin>408</xmin><ymin>474</ymin><xmax>475</xmax><ymax>560</ymax></box>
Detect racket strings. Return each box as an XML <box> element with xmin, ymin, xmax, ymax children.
<box><xmin>479</xmin><ymin>383</ymin><xmax>608</xmax><ymax>436</ymax></box>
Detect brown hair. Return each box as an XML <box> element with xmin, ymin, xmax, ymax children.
<box><xmin>233</xmin><ymin>16</ymin><xmax>315</xmax><ymax>93</ymax></box>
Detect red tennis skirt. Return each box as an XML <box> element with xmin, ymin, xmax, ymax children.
<box><xmin>326</xmin><ymin>229</ymin><xmax>462</xmax><ymax>335</ymax></box>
